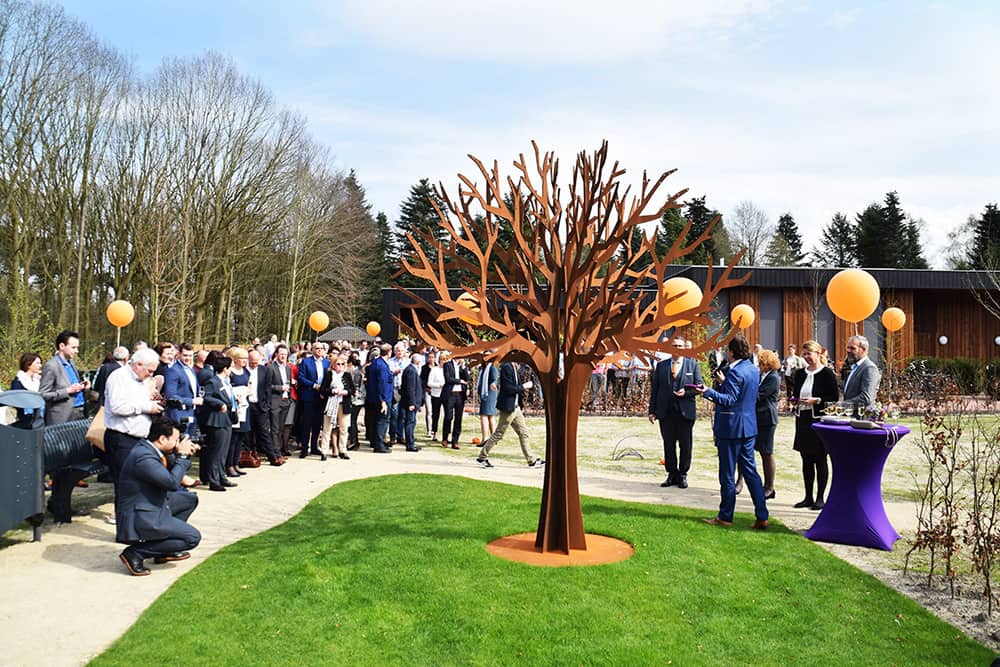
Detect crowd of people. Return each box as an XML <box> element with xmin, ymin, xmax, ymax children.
<box><xmin>4</xmin><ymin>327</ymin><xmax>882</xmax><ymax>569</ymax></box>
<box><xmin>650</xmin><ymin>333</ymin><xmax>882</xmax><ymax>528</ymax></box>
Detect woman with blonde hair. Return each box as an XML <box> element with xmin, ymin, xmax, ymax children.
<box><xmin>792</xmin><ymin>340</ymin><xmax>840</xmax><ymax>510</ymax></box>
<box><xmin>735</xmin><ymin>348</ymin><xmax>781</xmax><ymax>497</ymax></box>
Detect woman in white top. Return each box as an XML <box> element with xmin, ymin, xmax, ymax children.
<box><xmin>791</xmin><ymin>340</ymin><xmax>840</xmax><ymax>510</ymax></box>
<box><xmin>424</xmin><ymin>352</ymin><xmax>446</xmax><ymax>441</ymax></box>
<box><xmin>321</xmin><ymin>354</ymin><xmax>350</xmax><ymax>459</ymax></box>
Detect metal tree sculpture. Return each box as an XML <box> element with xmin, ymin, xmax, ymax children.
<box><xmin>398</xmin><ymin>141</ymin><xmax>748</xmax><ymax>554</ymax></box>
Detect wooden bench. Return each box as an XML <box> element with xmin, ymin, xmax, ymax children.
<box><xmin>42</xmin><ymin>419</ymin><xmax>108</xmax><ymax>523</ymax></box>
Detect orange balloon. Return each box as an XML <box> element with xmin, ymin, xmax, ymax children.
<box><xmin>826</xmin><ymin>268</ymin><xmax>880</xmax><ymax>323</ymax></box>
<box><xmin>661</xmin><ymin>277</ymin><xmax>702</xmax><ymax>327</ymax></box>
<box><xmin>456</xmin><ymin>291</ymin><xmax>481</xmax><ymax>326</ymax></box>
<box><xmin>106</xmin><ymin>300</ymin><xmax>135</xmax><ymax>328</ymax></box>
<box><xmin>882</xmin><ymin>307</ymin><xmax>906</xmax><ymax>332</ymax></box>
<box><xmin>731</xmin><ymin>304</ymin><xmax>755</xmax><ymax>329</ymax></box>
<box><xmin>366</xmin><ymin>321</ymin><xmax>381</xmax><ymax>337</ymax></box>
<box><xmin>308</xmin><ymin>311</ymin><xmax>329</xmax><ymax>332</ymax></box>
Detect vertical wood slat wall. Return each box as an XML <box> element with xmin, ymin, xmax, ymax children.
<box><xmin>782</xmin><ymin>290</ymin><xmax>813</xmax><ymax>353</ymax></box>
<box><xmin>727</xmin><ymin>287</ymin><xmax>760</xmax><ymax>345</ymax></box>
<box><xmin>884</xmin><ymin>289</ymin><xmax>915</xmax><ymax>365</ymax></box>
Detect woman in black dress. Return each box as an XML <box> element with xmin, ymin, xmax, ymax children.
<box><xmin>792</xmin><ymin>340</ymin><xmax>840</xmax><ymax>510</ymax></box>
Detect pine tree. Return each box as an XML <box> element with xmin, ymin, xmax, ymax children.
<box><xmin>775</xmin><ymin>213</ymin><xmax>805</xmax><ymax>264</ymax></box>
<box><xmin>968</xmin><ymin>203</ymin><xmax>1000</xmax><ymax>269</ymax></box>
<box><xmin>684</xmin><ymin>196</ymin><xmax>725</xmax><ymax>265</ymax></box>
<box><xmin>811</xmin><ymin>212</ymin><xmax>857</xmax><ymax>267</ymax></box>
<box><xmin>763</xmin><ymin>233</ymin><xmax>795</xmax><ymax>266</ymax></box>
<box><xmin>854</xmin><ymin>202</ymin><xmax>889</xmax><ymax>267</ymax></box>
<box><xmin>657</xmin><ymin>207</ymin><xmax>686</xmax><ymax>258</ymax></box>
<box><xmin>395</xmin><ymin>178</ymin><xmax>447</xmax><ymax>287</ymax></box>
<box><xmin>902</xmin><ymin>217</ymin><xmax>929</xmax><ymax>269</ymax></box>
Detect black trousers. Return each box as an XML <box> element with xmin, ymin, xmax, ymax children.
<box><xmin>349</xmin><ymin>403</ymin><xmax>363</xmax><ymax>445</ymax></box>
<box><xmin>269</xmin><ymin>400</ymin><xmax>290</xmax><ymax>453</ymax></box>
<box><xmin>199</xmin><ymin>426</ymin><xmax>230</xmax><ymax>486</ymax></box>
<box><xmin>659</xmin><ymin>415</ymin><xmax>695</xmax><ymax>476</ymax></box>
<box><xmin>249</xmin><ymin>403</ymin><xmax>277</xmax><ymax>460</ymax></box>
<box><xmin>104</xmin><ymin>429</ymin><xmax>141</xmax><ymax>516</ymax></box>
<box><xmin>442</xmin><ymin>393</ymin><xmax>465</xmax><ymax>444</ymax></box>
<box><xmin>298</xmin><ymin>399</ymin><xmax>323</xmax><ymax>452</ymax></box>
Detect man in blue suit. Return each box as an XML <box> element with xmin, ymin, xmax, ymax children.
<box><xmin>163</xmin><ymin>343</ymin><xmax>202</xmax><ymax>439</ymax></box>
<box><xmin>116</xmin><ymin>415</ymin><xmax>201</xmax><ymax>576</ymax></box>
<box><xmin>364</xmin><ymin>343</ymin><xmax>394</xmax><ymax>453</ymax></box>
<box><xmin>297</xmin><ymin>342</ymin><xmax>329</xmax><ymax>458</ymax></box>
<box><xmin>695</xmin><ymin>334</ymin><xmax>769</xmax><ymax>529</ymax></box>
<box><xmin>648</xmin><ymin>337</ymin><xmax>702</xmax><ymax>489</ymax></box>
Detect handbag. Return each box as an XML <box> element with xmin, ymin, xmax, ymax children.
<box><xmin>86</xmin><ymin>407</ymin><xmax>106</xmax><ymax>450</ymax></box>
<box><xmin>239</xmin><ymin>448</ymin><xmax>262</xmax><ymax>468</ymax></box>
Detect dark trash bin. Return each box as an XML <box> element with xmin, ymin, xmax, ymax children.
<box><xmin>0</xmin><ymin>390</ymin><xmax>45</xmax><ymax>541</ymax></box>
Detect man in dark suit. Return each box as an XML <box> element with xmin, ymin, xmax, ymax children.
<box><xmin>695</xmin><ymin>334</ymin><xmax>769</xmax><ymax>529</ymax></box>
<box><xmin>475</xmin><ymin>360</ymin><xmax>542</xmax><ymax>468</ymax></box>
<box><xmin>842</xmin><ymin>335</ymin><xmax>882</xmax><ymax>417</ymax></box>
<box><xmin>267</xmin><ymin>344</ymin><xmax>293</xmax><ymax>456</ymax></box>
<box><xmin>247</xmin><ymin>348</ymin><xmax>282</xmax><ymax>464</ymax></box>
<box><xmin>364</xmin><ymin>344</ymin><xmax>393</xmax><ymax>453</ymax></box>
<box><xmin>39</xmin><ymin>330</ymin><xmax>90</xmax><ymax>424</ymax></box>
<box><xmin>296</xmin><ymin>342</ymin><xmax>329</xmax><ymax>458</ymax></box>
<box><xmin>440</xmin><ymin>352</ymin><xmax>469</xmax><ymax>449</ymax></box>
<box><xmin>163</xmin><ymin>343</ymin><xmax>202</xmax><ymax>439</ymax></box>
<box><xmin>116</xmin><ymin>416</ymin><xmax>201</xmax><ymax>576</ymax></box>
<box><xmin>649</xmin><ymin>337</ymin><xmax>702</xmax><ymax>489</ymax></box>
<box><xmin>399</xmin><ymin>353</ymin><xmax>424</xmax><ymax>452</ymax></box>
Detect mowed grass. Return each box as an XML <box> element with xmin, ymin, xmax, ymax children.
<box><xmin>91</xmin><ymin>474</ymin><xmax>991</xmax><ymax>666</ymax></box>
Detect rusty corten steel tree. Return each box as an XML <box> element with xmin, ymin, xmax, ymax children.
<box><xmin>397</xmin><ymin>141</ymin><xmax>749</xmax><ymax>554</ymax></box>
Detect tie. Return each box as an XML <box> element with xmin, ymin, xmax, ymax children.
<box><xmin>672</xmin><ymin>358</ymin><xmax>681</xmax><ymax>378</ymax></box>
<box><xmin>159</xmin><ymin>453</ymin><xmax>167</xmax><ymax>468</ymax></box>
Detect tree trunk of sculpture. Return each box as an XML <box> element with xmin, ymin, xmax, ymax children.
<box><xmin>535</xmin><ymin>363</ymin><xmax>590</xmax><ymax>553</ymax></box>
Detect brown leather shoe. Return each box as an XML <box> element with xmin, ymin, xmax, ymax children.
<box><xmin>702</xmin><ymin>517</ymin><xmax>733</xmax><ymax>527</ymax></box>
<box><xmin>270</xmin><ymin>458</ymin><xmax>285</xmax><ymax>466</ymax></box>
<box><xmin>752</xmin><ymin>519</ymin><xmax>769</xmax><ymax>530</ymax></box>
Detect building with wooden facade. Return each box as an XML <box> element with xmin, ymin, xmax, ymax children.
<box><xmin>380</xmin><ymin>266</ymin><xmax>1000</xmax><ymax>367</ymax></box>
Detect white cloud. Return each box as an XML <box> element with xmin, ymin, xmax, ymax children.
<box><xmin>313</xmin><ymin>0</ymin><xmax>790</xmax><ymax>64</ymax></box>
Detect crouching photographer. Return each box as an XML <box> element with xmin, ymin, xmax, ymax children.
<box><xmin>117</xmin><ymin>415</ymin><xmax>202</xmax><ymax>576</ymax></box>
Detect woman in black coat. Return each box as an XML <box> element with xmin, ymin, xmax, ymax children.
<box><xmin>792</xmin><ymin>340</ymin><xmax>840</xmax><ymax>510</ymax></box>
<box><xmin>754</xmin><ymin>349</ymin><xmax>782</xmax><ymax>499</ymax></box>
<box><xmin>196</xmin><ymin>355</ymin><xmax>236</xmax><ymax>491</ymax></box>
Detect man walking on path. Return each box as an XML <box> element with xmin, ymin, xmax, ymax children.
<box><xmin>476</xmin><ymin>361</ymin><xmax>543</xmax><ymax>469</ymax></box>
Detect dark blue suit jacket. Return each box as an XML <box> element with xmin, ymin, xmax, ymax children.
<box><xmin>704</xmin><ymin>358</ymin><xmax>758</xmax><ymax>439</ymax></box>
<box><xmin>297</xmin><ymin>356</ymin><xmax>329</xmax><ymax>402</ymax></box>
<box><xmin>496</xmin><ymin>362</ymin><xmax>524</xmax><ymax>413</ymax></box>
<box><xmin>365</xmin><ymin>357</ymin><xmax>393</xmax><ymax>406</ymax></box>
<box><xmin>649</xmin><ymin>356</ymin><xmax>702</xmax><ymax>421</ymax></box>
<box><xmin>400</xmin><ymin>363</ymin><xmax>423</xmax><ymax>409</ymax></box>
<box><xmin>115</xmin><ymin>439</ymin><xmax>190</xmax><ymax>544</ymax></box>
<box><xmin>163</xmin><ymin>362</ymin><xmax>198</xmax><ymax>424</ymax></box>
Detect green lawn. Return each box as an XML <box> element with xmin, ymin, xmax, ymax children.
<box><xmin>92</xmin><ymin>474</ymin><xmax>991</xmax><ymax>666</ymax></box>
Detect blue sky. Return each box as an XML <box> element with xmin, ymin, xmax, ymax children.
<box><xmin>60</xmin><ymin>1</ymin><xmax>999</xmax><ymax>267</ymax></box>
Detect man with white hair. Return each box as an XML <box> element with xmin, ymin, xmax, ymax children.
<box><xmin>842</xmin><ymin>335</ymin><xmax>882</xmax><ymax>417</ymax></box>
<box><xmin>388</xmin><ymin>341</ymin><xmax>411</xmax><ymax>445</ymax></box>
<box><xmin>104</xmin><ymin>348</ymin><xmax>165</xmax><ymax>503</ymax></box>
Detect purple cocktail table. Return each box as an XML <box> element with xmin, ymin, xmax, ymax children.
<box><xmin>804</xmin><ymin>422</ymin><xmax>910</xmax><ymax>551</ymax></box>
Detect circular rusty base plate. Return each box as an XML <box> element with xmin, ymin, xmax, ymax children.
<box><xmin>485</xmin><ymin>532</ymin><xmax>634</xmax><ymax>566</ymax></box>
